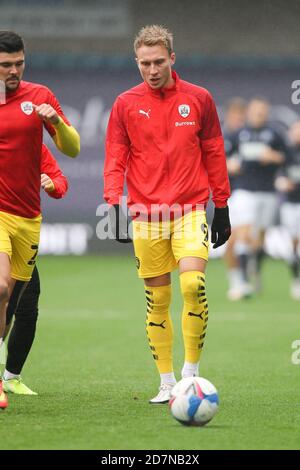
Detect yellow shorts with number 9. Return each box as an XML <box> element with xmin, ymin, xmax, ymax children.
<box><xmin>0</xmin><ymin>211</ymin><xmax>42</xmax><ymax>281</ymax></box>
<box><xmin>132</xmin><ymin>210</ymin><xmax>209</xmax><ymax>278</ymax></box>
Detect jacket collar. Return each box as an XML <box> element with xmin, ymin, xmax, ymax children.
<box><xmin>144</xmin><ymin>70</ymin><xmax>179</xmax><ymax>98</ymax></box>
<box><xmin>5</xmin><ymin>80</ymin><xmax>24</xmax><ymax>99</ymax></box>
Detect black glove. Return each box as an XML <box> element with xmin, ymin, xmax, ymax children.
<box><xmin>211</xmin><ymin>206</ymin><xmax>231</xmax><ymax>249</ymax></box>
<box><xmin>108</xmin><ymin>204</ymin><xmax>132</xmax><ymax>243</ymax></box>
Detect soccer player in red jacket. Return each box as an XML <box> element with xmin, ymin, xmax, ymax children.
<box><xmin>0</xmin><ymin>31</ymin><xmax>79</xmax><ymax>409</ymax></box>
<box><xmin>1</xmin><ymin>144</ymin><xmax>68</xmax><ymax>396</ymax></box>
<box><xmin>104</xmin><ymin>25</ymin><xmax>231</xmax><ymax>403</ymax></box>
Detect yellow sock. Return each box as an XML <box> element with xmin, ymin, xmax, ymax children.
<box><xmin>145</xmin><ymin>284</ymin><xmax>173</xmax><ymax>374</ymax></box>
<box><xmin>180</xmin><ymin>271</ymin><xmax>208</xmax><ymax>364</ymax></box>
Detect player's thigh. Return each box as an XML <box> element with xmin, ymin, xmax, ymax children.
<box><xmin>0</xmin><ymin>253</ymin><xmax>11</xmax><ymax>289</ymax></box>
<box><xmin>228</xmin><ymin>189</ymin><xmax>256</xmax><ymax>228</ymax></box>
<box><xmin>0</xmin><ymin>216</ymin><xmax>14</xmax><ymax>285</ymax></box>
<box><xmin>132</xmin><ymin>220</ymin><xmax>176</xmax><ymax>279</ymax></box>
<box><xmin>179</xmin><ymin>257</ymin><xmax>207</xmax><ymax>274</ymax></box>
<box><xmin>172</xmin><ymin>210</ymin><xmax>209</xmax><ymax>264</ymax></box>
<box><xmin>255</xmin><ymin>192</ymin><xmax>278</xmax><ymax>230</ymax></box>
<box><xmin>6</xmin><ymin>279</ymin><xmax>28</xmax><ymax>325</ymax></box>
<box><xmin>11</xmin><ymin>215</ymin><xmax>42</xmax><ymax>282</ymax></box>
<box><xmin>0</xmin><ymin>216</ymin><xmax>13</xmax><ymax>260</ymax></box>
<box><xmin>281</xmin><ymin>202</ymin><xmax>300</xmax><ymax>239</ymax></box>
<box><xmin>17</xmin><ymin>266</ymin><xmax>40</xmax><ymax>308</ymax></box>
<box><xmin>29</xmin><ymin>265</ymin><xmax>41</xmax><ymax>295</ymax></box>
<box><xmin>234</xmin><ymin>224</ymin><xmax>253</xmax><ymax>243</ymax></box>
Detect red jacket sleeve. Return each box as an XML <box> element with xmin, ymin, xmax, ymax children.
<box><xmin>200</xmin><ymin>92</ymin><xmax>231</xmax><ymax>207</ymax></box>
<box><xmin>41</xmin><ymin>144</ymin><xmax>69</xmax><ymax>199</ymax></box>
<box><xmin>43</xmin><ymin>89</ymin><xmax>71</xmax><ymax>137</ymax></box>
<box><xmin>104</xmin><ymin>97</ymin><xmax>130</xmax><ymax>205</ymax></box>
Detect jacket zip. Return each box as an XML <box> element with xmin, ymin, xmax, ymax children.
<box><xmin>160</xmin><ymin>89</ymin><xmax>170</xmax><ymax>205</ymax></box>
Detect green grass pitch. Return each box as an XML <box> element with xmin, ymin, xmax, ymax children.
<box><xmin>1</xmin><ymin>255</ymin><xmax>299</xmax><ymax>450</ymax></box>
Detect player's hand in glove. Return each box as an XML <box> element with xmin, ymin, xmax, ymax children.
<box><xmin>211</xmin><ymin>206</ymin><xmax>231</xmax><ymax>249</ymax></box>
<box><xmin>108</xmin><ymin>204</ymin><xmax>132</xmax><ymax>243</ymax></box>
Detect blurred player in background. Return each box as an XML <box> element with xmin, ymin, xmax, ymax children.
<box><xmin>0</xmin><ymin>31</ymin><xmax>80</xmax><ymax>409</ymax></box>
<box><xmin>222</xmin><ymin>98</ymin><xmax>250</xmax><ymax>300</ymax></box>
<box><xmin>0</xmin><ymin>144</ymin><xmax>68</xmax><ymax>395</ymax></box>
<box><xmin>276</xmin><ymin>121</ymin><xmax>300</xmax><ymax>299</ymax></box>
<box><xmin>104</xmin><ymin>25</ymin><xmax>231</xmax><ymax>403</ymax></box>
<box><xmin>226</xmin><ymin>98</ymin><xmax>287</xmax><ymax>297</ymax></box>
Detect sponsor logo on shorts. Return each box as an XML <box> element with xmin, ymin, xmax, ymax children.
<box><xmin>135</xmin><ymin>256</ymin><xmax>140</xmax><ymax>269</ymax></box>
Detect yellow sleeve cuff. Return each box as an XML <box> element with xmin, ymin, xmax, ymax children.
<box><xmin>52</xmin><ymin>117</ymin><xmax>80</xmax><ymax>158</ymax></box>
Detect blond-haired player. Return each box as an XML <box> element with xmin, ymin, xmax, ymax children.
<box><xmin>104</xmin><ymin>25</ymin><xmax>231</xmax><ymax>403</ymax></box>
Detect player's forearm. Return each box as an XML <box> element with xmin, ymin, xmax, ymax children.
<box><xmin>103</xmin><ymin>164</ymin><xmax>126</xmax><ymax>204</ymax></box>
<box><xmin>202</xmin><ymin>135</ymin><xmax>231</xmax><ymax>207</ymax></box>
<box><xmin>261</xmin><ymin>148</ymin><xmax>284</xmax><ymax>165</ymax></box>
<box><xmin>52</xmin><ymin>117</ymin><xmax>80</xmax><ymax>158</ymax></box>
<box><xmin>103</xmin><ymin>176</ymin><xmax>125</xmax><ymax>205</ymax></box>
<box><xmin>104</xmin><ymin>141</ymin><xmax>129</xmax><ymax>204</ymax></box>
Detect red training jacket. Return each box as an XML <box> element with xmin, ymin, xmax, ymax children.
<box><xmin>0</xmin><ymin>81</ymin><xmax>70</xmax><ymax>218</ymax></box>
<box><xmin>104</xmin><ymin>71</ymin><xmax>230</xmax><ymax>214</ymax></box>
<box><xmin>41</xmin><ymin>144</ymin><xmax>68</xmax><ymax>199</ymax></box>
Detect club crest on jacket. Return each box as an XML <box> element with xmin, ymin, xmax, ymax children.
<box><xmin>178</xmin><ymin>104</ymin><xmax>190</xmax><ymax>118</ymax></box>
<box><xmin>20</xmin><ymin>101</ymin><xmax>34</xmax><ymax>115</ymax></box>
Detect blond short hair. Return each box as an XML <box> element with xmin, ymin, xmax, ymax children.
<box><xmin>134</xmin><ymin>25</ymin><xmax>174</xmax><ymax>55</ymax></box>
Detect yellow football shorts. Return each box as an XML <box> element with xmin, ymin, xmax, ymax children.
<box><xmin>0</xmin><ymin>211</ymin><xmax>42</xmax><ymax>281</ymax></box>
<box><xmin>132</xmin><ymin>210</ymin><xmax>209</xmax><ymax>278</ymax></box>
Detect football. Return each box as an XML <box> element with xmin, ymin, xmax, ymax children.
<box><xmin>169</xmin><ymin>377</ymin><xmax>219</xmax><ymax>426</ymax></box>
